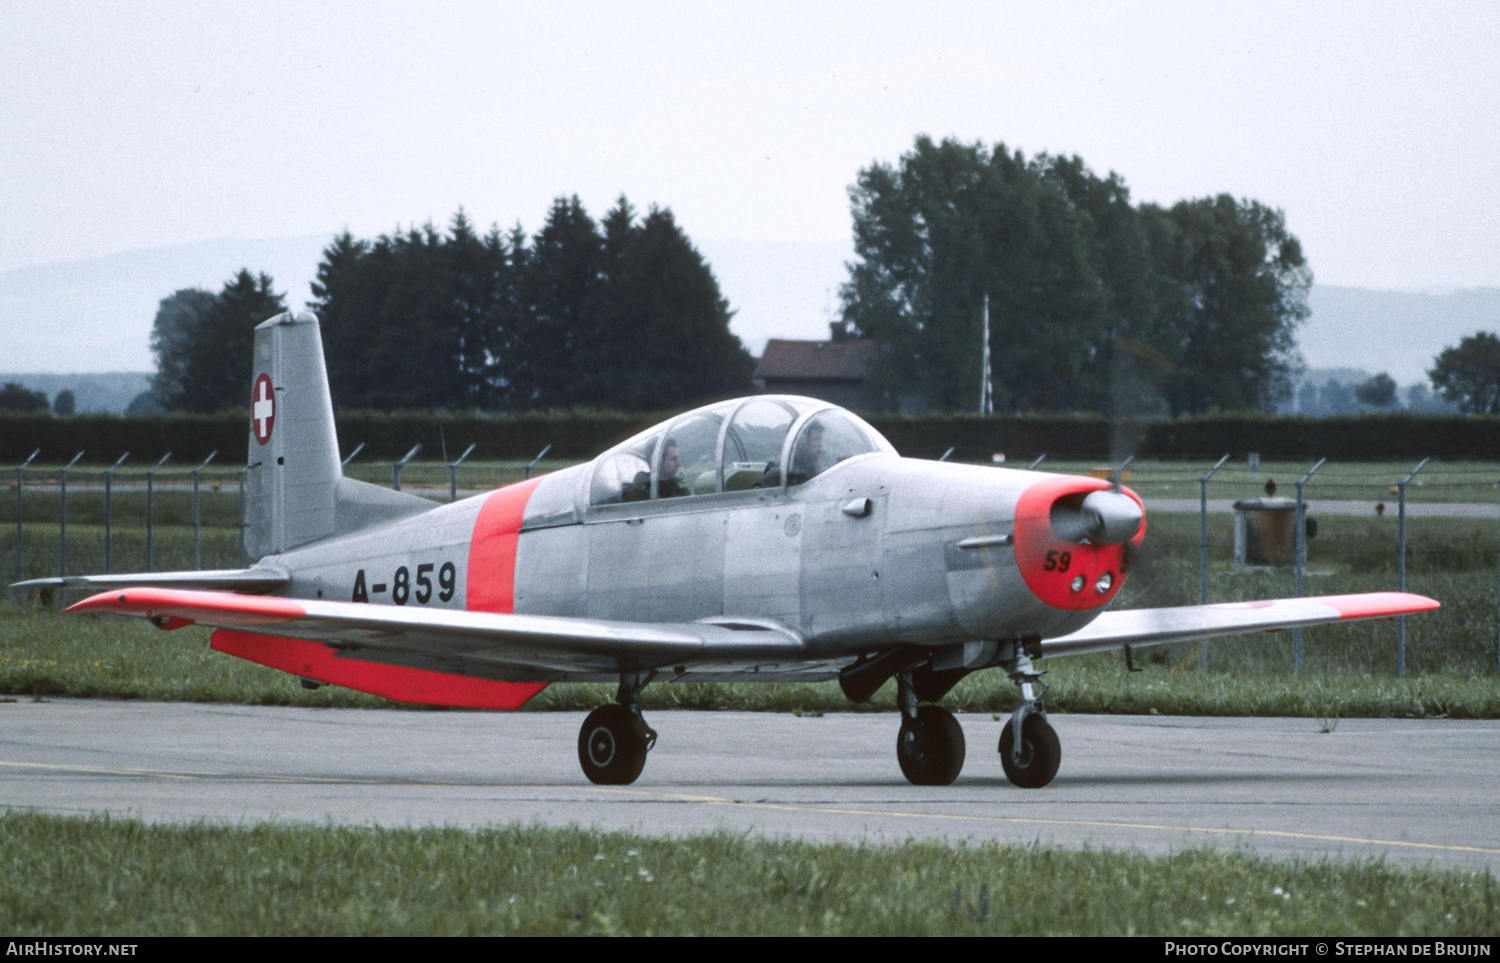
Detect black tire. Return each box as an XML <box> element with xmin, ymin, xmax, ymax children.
<box><xmin>998</xmin><ymin>714</ymin><xmax>1061</xmax><ymax>788</ymax></box>
<box><xmin>578</xmin><ymin>705</ymin><xmax>650</xmax><ymax>785</ymax></box>
<box><xmin>896</xmin><ymin>705</ymin><xmax>966</xmax><ymax>786</ymax></box>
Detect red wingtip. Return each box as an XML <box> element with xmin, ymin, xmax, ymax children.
<box><xmin>1321</xmin><ymin>592</ymin><xmax>1441</xmax><ymax>619</ymax></box>
<box><xmin>66</xmin><ymin>587</ymin><xmax>306</xmax><ymax>626</ymax></box>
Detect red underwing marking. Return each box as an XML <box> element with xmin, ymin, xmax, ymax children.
<box><xmin>211</xmin><ymin>630</ymin><xmax>542</xmax><ymax>710</ymax></box>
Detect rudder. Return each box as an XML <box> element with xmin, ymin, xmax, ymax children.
<box><xmin>244</xmin><ymin>311</ymin><xmax>343</xmax><ymax>558</ymax></box>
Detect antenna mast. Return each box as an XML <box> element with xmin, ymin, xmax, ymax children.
<box><xmin>979</xmin><ymin>293</ymin><xmax>993</xmax><ymax>415</ymax></box>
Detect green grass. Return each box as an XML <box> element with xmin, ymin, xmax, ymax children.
<box><xmin>4</xmin><ymin>602</ymin><xmax>1497</xmax><ymax>719</ymax></box>
<box><xmin>0</xmin><ymin>812</ymin><xmax>1493</xmax><ymax>936</ymax></box>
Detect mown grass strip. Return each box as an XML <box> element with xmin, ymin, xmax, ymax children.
<box><xmin>0</xmin><ymin>812</ymin><xmax>1493</xmax><ymax>936</ymax></box>
<box><xmin>4</xmin><ymin>604</ymin><xmax>1498</xmax><ymax>719</ymax></box>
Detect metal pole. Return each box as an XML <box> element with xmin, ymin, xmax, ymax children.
<box><xmin>192</xmin><ymin>451</ymin><xmax>217</xmax><ymax>570</ymax></box>
<box><xmin>103</xmin><ymin>452</ymin><xmax>129</xmax><ymax>573</ymax></box>
<box><xmin>146</xmin><ymin>453</ymin><xmax>171</xmax><ymax>572</ymax></box>
<box><xmin>393</xmin><ymin>445</ymin><xmax>421</xmax><ymax>492</ymax></box>
<box><xmin>525</xmin><ymin>444</ymin><xmax>552</xmax><ymax>480</ymax></box>
<box><xmin>57</xmin><ymin>451</ymin><xmax>84</xmax><ymax>606</ymax></box>
<box><xmin>238</xmin><ymin>467</ymin><xmax>248</xmax><ymax>568</ymax></box>
<box><xmin>1028</xmin><ymin>454</ymin><xmax>1047</xmax><ymax>471</ymax></box>
<box><xmin>938</xmin><ymin>447</ymin><xmax>955</xmax><ymax>463</ymax></box>
<box><xmin>14</xmin><ymin>449</ymin><xmax>39</xmax><ymax>600</ymax></box>
<box><xmin>341</xmin><ymin>442</ymin><xmax>365</xmax><ymax>470</ymax></box>
<box><xmin>447</xmin><ymin>444</ymin><xmax>477</xmax><ymax>502</ymax></box>
<box><xmin>1197</xmin><ymin>454</ymin><xmax>1231</xmax><ymax>668</ymax></box>
<box><xmin>1395</xmin><ymin>457</ymin><xmax>1429</xmax><ymax>677</ymax></box>
<box><xmin>1292</xmin><ymin>457</ymin><xmax>1326</xmax><ymax>673</ymax></box>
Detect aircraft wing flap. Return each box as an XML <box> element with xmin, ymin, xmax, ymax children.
<box><xmin>1041</xmin><ymin>592</ymin><xmax>1440</xmax><ymax>657</ymax></box>
<box><xmin>65</xmin><ymin>587</ymin><xmax>807</xmax><ymax>672</ymax></box>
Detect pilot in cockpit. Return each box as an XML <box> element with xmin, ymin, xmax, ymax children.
<box><xmin>657</xmin><ymin>439</ymin><xmax>689</xmax><ymax>498</ymax></box>
<box><xmin>786</xmin><ymin>422</ymin><xmax>826</xmax><ymax>486</ymax></box>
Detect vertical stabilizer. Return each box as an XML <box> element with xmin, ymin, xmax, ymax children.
<box><xmin>244</xmin><ymin>310</ymin><xmax>342</xmax><ymax>557</ymax></box>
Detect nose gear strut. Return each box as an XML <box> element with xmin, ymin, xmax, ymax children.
<box><xmin>997</xmin><ymin>640</ymin><xmax>1061</xmax><ymax>788</ymax></box>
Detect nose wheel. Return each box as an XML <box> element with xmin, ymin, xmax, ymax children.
<box><xmin>998</xmin><ymin>714</ymin><xmax>1060</xmax><ymax>789</ymax></box>
<box><xmin>998</xmin><ymin>641</ymin><xmax>1061</xmax><ymax>788</ymax></box>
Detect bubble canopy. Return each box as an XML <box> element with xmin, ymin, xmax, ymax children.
<box><xmin>588</xmin><ymin>396</ymin><xmax>895</xmax><ymax>506</ymax></box>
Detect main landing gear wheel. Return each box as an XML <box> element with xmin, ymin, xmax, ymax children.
<box><xmin>999</xmin><ymin>715</ymin><xmax>1061</xmax><ymax>789</ymax></box>
<box><xmin>896</xmin><ymin>705</ymin><xmax>966</xmax><ymax>786</ymax></box>
<box><xmin>578</xmin><ymin>705</ymin><xmax>653</xmax><ymax>785</ymax></box>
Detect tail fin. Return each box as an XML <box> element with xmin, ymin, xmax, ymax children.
<box><xmin>244</xmin><ymin>310</ymin><xmax>430</xmax><ymax>559</ymax></box>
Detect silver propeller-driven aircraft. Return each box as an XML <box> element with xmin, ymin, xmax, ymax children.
<box><xmin>23</xmin><ymin>311</ymin><xmax>1439</xmax><ymax>788</ymax></box>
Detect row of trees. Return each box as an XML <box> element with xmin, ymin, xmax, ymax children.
<box><xmin>841</xmin><ymin>137</ymin><xmax>1311</xmax><ymax>415</ymax></box>
<box><xmin>150</xmin><ymin>199</ymin><xmax>754</xmax><ymax>414</ymax></box>
<box><xmin>144</xmin><ymin>139</ymin><xmax>1494</xmax><ymax>420</ymax></box>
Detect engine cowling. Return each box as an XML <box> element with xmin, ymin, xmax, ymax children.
<box><xmin>1012</xmin><ymin>475</ymin><xmax>1145</xmax><ymax>611</ymax></box>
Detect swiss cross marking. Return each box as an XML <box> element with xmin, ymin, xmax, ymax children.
<box><xmin>252</xmin><ymin>373</ymin><xmax>276</xmax><ymax>445</ymax></box>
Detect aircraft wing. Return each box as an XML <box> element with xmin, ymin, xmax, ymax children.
<box><xmin>1040</xmin><ymin>592</ymin><xmax>1440</xmax><ymax>657</ymax></box>
<box><xmin>64</xmin><ymin>587</ymin><xmax>808</xmax><ymax>678</ymax></box>
<box><xmin>13</xmin><ymin>568</ymin><xmax>290</xmax><ymax>594</ymax></box>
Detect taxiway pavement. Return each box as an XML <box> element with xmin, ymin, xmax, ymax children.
<box><xmin>3</xmin><ymin>699</ymin><xmax>1497</xmax><ymax>872</ymax></box>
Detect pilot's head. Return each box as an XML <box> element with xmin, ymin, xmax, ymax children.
<box><xmin>661</xmin><ymin>439</ymin><xmax>682</xmax><ymax>479</ymax></box>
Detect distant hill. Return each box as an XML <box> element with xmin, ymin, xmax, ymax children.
<box><xmin>0</xmin><ymin>235</ymin><xmax>332</xmax><ymax>374</ymax></box>
<box><xmin>0</xmin><ymin>372</ymin><xmax>151</xmax><ymax>414</ymax></box>
<box><xmin>1301</xmin><ymin>285</ymin><xmax>1500</xmax><ymax>386</ymax></box>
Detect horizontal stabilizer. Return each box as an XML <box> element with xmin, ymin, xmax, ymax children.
<box><xmin>1042</xmin><ymin>592</ymin><xmax>1440</xmax><ymax>657</ymax></box>
<box><xmin>12</xmin><ymin>568</ymin><xmax>289</xmax><ymax>594</ymax></box>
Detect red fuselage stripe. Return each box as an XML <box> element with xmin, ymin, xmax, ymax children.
<box><xmin>462</xmin><ymin>477</ymin><xmax>548</xmax><ymax>706</ymax></box>
<box><xmin>467</xmin><ymin>477</ymin><xmax>544</xmax><ymax>615</ymax></box>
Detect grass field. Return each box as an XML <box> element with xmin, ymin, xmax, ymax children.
<box><xmin>1</xmin><ymin>812</ymin><xmax>1493</xmax><ymax>936</ymax></box>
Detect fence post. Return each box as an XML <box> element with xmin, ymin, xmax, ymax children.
<box><xmin>146</xmin><ymin>453</ymin><xmax>172</xmax><ymax>572</ymax></box>
<box><xmin>392</xmin><ymin>445</ymin><xmax>421</xmax><ymax>492</ymax></box>
<box><xmin>525</xmin><ymin>444</ymin><xmax>553</xmax><ymax>480</ymax></box>
<box><xmin>1197</xmin><ymin>454</ymin><xmax>1231</xmax><ymax>668</ymax></box>
<box><xmin>1293</xmin><ymin>457</ymin><xmax>1326</xmax><ymax>673</ymax></box>
<box><xmin>192</xmin><ymin>451</ymin><xmax>217</xmax><ymax>570</ymax></box>
<box><xmin>1394</xmin><ymin>457</ymin><xmax>1429</xmax><ymax>677</ymax></box>
<box><xmin>103</xmin><ymin>452</ymin><xmax>129</xmax><ymax>573</ymax></box>
<box><xmin>57</xmin><ymin>451</ymin><xmax>84</xmax><ymax>607</ymax></box>
<box><xmin>447</xmin><ymin>444</ymin><xmax>477</xmax><ymax>502</ymax></box>
<box><xmin>14</xmin><ymin>449</ymin><xmax>39</xmax><ymax>601</ymax></box>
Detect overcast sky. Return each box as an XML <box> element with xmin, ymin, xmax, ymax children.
<box><xmin>3</xmin><ymin>1</ymin><xmax>1497</xmax><ymax>291</ymax></box>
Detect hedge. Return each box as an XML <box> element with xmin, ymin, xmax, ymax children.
<box><xmin>4</xmin><ymin>409</ymin><xmax>1498</xmax><ymax>465</ymax></box>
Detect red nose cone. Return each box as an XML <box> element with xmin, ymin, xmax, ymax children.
<box><xmin>1012</xmin><ymin>476</ymin><xmax>1145</xmax><ymax>611</ymax></box>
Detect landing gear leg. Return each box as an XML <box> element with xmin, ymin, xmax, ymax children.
<box><xmin>578</xmin><ymin>672</ymin><xmax>658</xmax><ymax>786</ymax></box>
<box><xmin>894</xmin><ymin>671</ymin><xmax>966</xmax><ymax>786</ymax></box>
<box><xmin>997</xmin><ymin>642</ymin><xmax>1061</xmax><ymax>789</ymax></box>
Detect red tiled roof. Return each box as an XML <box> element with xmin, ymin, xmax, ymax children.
<box><xmin>755</xmin><ymin>338</ymin><xmax>875</xmax><ymax>382</ymax></box>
